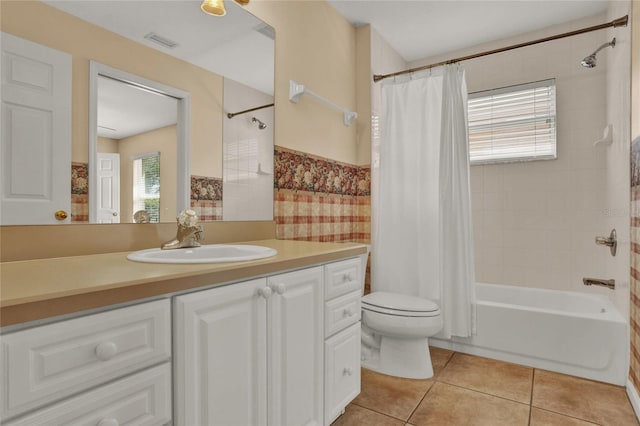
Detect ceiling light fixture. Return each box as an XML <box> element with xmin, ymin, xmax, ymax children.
<box><xmin>200</xmin><ymin>0</ymin><xmax>250</xmax><ymax>17</ymax></box>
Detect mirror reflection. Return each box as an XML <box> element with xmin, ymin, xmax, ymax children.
<box><xmin>0</xmin><ymin>0</ymin><xmax>274</xmax><ymax>225</ymax></box>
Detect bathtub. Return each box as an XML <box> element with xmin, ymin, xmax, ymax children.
<box><xmin>430</xmin><ymin>283</ymin><xmax>628</xmax><ymax>385</ymax></box>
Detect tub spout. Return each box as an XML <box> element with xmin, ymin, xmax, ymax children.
<box><xmin>583</xmin><ymin>277</ymin><xmax>615</xmax><ymax>290</ymax></box>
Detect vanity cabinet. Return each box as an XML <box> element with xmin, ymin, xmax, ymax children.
<box><xmin>174</xmin><ymin>266</ymin><xmax>324</xmax><ymax>426</ymax></box>
<box><xmin>0</xmin><ymin>299</ymin><xmax>172</xmax><ymax>424</ymax></box>
<box><xmin>323</xmin><ymin>258</ymin><xmax>362</xmax><ymax>425</ymax></box>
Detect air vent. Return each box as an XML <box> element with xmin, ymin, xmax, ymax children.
<box><xmin>144</xmin><ymin>32</ymin><xmax>179</xmax><ymax>49</ymax></box>
<box><xmin>98</xmin><ymin>125</ymin><xmax>117</xmax><ymax>132</ymax></box>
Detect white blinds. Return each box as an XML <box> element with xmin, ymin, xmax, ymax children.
<box><xmin>468</xmin><ymin>79</ymin><xmax>556</xmax><ymax>164</ymax></box>
<box><xmin>133</xmin><ymin>152</ymin><xmax>160</xmax><ymax>222</ymax></box>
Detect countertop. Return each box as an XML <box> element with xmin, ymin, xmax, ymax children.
<box><xmin>0</xmin><ymin>239</ymin><xmax>368</xmax><ymax>327</ymax></box>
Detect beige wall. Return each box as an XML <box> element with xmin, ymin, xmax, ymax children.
<box><xmin>247</xmin><ymin>1</ymin><xmax>358</xmax><ymax>165</ymax></box>
<box><xmin>97</xmin><ymin>137</ymin><xmax>119</xmax><ymax>154</ymax></box>
<box><xmin>0</xmin><ymin>1</ymin><xmax>223</xmax><ymax>177</ymax></box>
<box><xmin>118</xmin><ymin>126</ymin><xmax>178</xmax><ymax>223</ymax></box>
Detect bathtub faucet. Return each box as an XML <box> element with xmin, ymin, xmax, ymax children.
<box><xmin>582</xmin><ymin>277</ymin><xmax>615</xmax><ymax>290</ymax></box>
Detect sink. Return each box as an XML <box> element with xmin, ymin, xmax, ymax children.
<box><xmin>127</xmin><ymin>244</ymin><xmax>278</xmax><ymax>264</ymax></box>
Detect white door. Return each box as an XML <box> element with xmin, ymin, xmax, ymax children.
<box><xmin>0</xmin><ymin>33</ymin><xmax>71</xmax><ymax>225</ymax></box>
<box><xmin>267</xmin><ymin>267</ymin><xmax>324</xmax><ymax>426</ymax></box>
<box><xmin>174</xmin><ymin>278</ymin><xmax>268</xmax><ymax>426</ymax></box>
<box><xmin>96</xmin><ymin>153</ymin><xmax>120</xmax><ymax>223</ymax></box>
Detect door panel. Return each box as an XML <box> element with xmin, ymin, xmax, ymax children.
<box><xmin>1</xmin><ymin>32</ymin><xmax>71</xmax><ymax>224</ymax></box>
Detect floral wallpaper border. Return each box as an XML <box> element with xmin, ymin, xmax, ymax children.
<box><xmin>274</xmin><ymin>146</ymin><xmax>370</xmax><ymax>196</ymax></box>
<box><xmin>71</xmin><ymin>163</ymin><xmax>88</xmax><ymax>195</ymax></box>
<box><xmin>190</xmin><ymin>175</ymin><xmax>223</xmax><ymax>201</ymax></box>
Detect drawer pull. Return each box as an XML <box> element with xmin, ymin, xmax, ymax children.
<box><xmin>342</xmin><ymin>272</ymin><xmax>354</xmax><ymax>282</ymax></box>
<box><xmin>95</xmin><ymin>341</ymin><xmax>118</xmax><ymax>361</ymax></box>
<box><xmin>343</xmin><ymin>366</ymin><xmax>354</xmax><ymax>376</ymax></box>
<box><xmin>271</xmin><ymin>283</ymin><xmax>286</xmax><ymax>295</ymax></box>
<box><xmin>97</xmin><ymin>418</ymin><xmax>119</xmax><ymax>426</ymax></box>
<box><xmin>258</xmin><ymin>287</ymin><xmax>273</xmax><ymax>299</ymax></box>
<box><xmin>343</xmin><ymin>307</ymin><xmax>356</xmax><ymax>317</ymax></box>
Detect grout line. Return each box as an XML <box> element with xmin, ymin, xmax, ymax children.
<box><xmin>406</xmin><ymin>379</ymin><xmax>436</xmax><ymax>423</ymax></box>
<box><xmin>528</xmin><ymin>369</ymin><xmax>536</xmax><ymax>425</ymax></box>
<box><xmin>531</xmin><ymin>407</ymin><xmax>602</xmax><ymax>426</ymax></box>
<box><xmin>350</xmin><ymin>400</ymin><xmax>415</xmax><ymax>423</ymax></box>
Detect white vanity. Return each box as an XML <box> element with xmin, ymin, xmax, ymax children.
<box><xmin>0</xmin><ymin>240</ymin><xmax>367</xmax><ymax>426</ymax></box>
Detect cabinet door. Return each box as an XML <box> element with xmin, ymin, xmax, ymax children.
<box><xmin>174</xmin><ymin>279</ymin><xmax>268</xmax><ymax>426</ymax></box>
<box><xmin>267</xmin><ymin>267</ymin><xmax>324</xmax><ymax>426</ymax></box>
<box><xmin>324</xmin><ymin>323</ymin><xmax>361</xmax><ymax>425</ymax></box>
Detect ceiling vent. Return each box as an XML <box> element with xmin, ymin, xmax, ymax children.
<box><xmin>144</xmin><ymin>32</ymin><xmax>179</xmax><ymax>49</ymax></box>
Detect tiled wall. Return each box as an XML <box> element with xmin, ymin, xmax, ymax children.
<box><xmin>273</xmin><ymin>146</ymin><xmax>371</xmax><ymax>243</ymax></box>
<box><xmin>71</xmin><ymin>163</ymin><xmax>88</xmax><ymax>223</ymax></box>
<box><xmin>629</xmin><ymin>0</ymin><xmax>640</xmax><ymax>397</ymax></box>
<box><xmin>190</xmin><ymin>175</ymin><xmax>223</xmax><ymax>221</ymax></box>
<box><xmin>631</xmin><ymin>146</ymin><xmax>640</xmax><ymax>389</ymax></box>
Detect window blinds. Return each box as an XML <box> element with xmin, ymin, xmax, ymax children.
<box><xmin>468</xmin><ymin>79</ymin><xmax>556</xmax><ymax>164</ymax></box>
<box><xmin>133</xmin><ymin>152</ymin><xmax>160</xmax><ymax>222</ymax></box>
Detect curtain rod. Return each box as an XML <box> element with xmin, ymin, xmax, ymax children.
<box><xmin>373</xmin><ymin>15</ymin><xmax>628</xmax><ymax>83</ymax></box>
<box><xmin>227</xmin><ymin>103</ymin><xmax>274</xmax><ymax>119</ymax></box>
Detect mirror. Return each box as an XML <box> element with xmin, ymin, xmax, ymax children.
<box><xmin>0</xmin><ymin>0</ymin><xmax>274</xmax><ymax>225</ymax></box>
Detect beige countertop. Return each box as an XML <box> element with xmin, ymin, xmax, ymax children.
<box><xmin>0</xmin><ymin>239</ymin><xmax>368</xmax><ymax>327</ymax></box>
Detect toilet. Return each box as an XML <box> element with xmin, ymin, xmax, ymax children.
<box><xmin>361</xmin><ymin>291</ymin><xmax>443</xmax><ymax>379</ymax></box>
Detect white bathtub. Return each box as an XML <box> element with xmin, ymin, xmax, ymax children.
<box><xmin>430</xmin><ymin>283</ymin><xmax>628</xmax><ymax>385</ymax></box>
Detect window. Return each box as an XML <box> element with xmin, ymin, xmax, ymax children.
<box><xmin>133</xmin><ymin>152</ymin><xmax>160</xmax><ymax>222</ymax></box>
<box><xmin>467</xmin><ymin>79</ymin><xmax>556</xmax><ymax>165</ymax></box>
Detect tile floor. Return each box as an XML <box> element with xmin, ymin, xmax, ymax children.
<box><xmin>332</xmin><ymin>348</ymin><xmax>639</xmax><ymax>426</ymax></box>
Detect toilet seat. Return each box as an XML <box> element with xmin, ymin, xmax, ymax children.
<box><xmin>362</xmin><ymin>292</ymin><xmax>440</xmax><ymax>317</ymax></box>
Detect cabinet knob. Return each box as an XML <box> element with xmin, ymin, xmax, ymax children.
<box><xmin>272</xmin><ymin>283</ymin><xmax>286</xmax><ymax>295</ymax></box>
<box><xmin>97</xmin><ymin>418</ymin><xmax>119</xmax><ymax>426</ymax></box>
<box><xmin>258</xmin><ymin>287</ymin><xmax>272</xmax><ymax>299</ymax></box>
<box><xmin>343</xmin><ymin>307</ymin><xmax>355</xmax><ymax>317</ymax></box>
<box><xmin>95</xmin><ymin>341</ymin><xmax>118</xmax><ymax>361</ymax></box>
<box><xmin>343</xmin><ymin>367</ymin><xmax>354</xmax><ymax>376</ymax></box>
<box><xmin>342</xmin><ymin>272</ymin><xmax>354</xmax><ymax>282</ymax></box>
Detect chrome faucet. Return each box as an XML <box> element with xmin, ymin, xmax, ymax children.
<box><xmin>161</xmin><ymin>209</ymin><xmax>204</xmax><ymax>250</ymax></box>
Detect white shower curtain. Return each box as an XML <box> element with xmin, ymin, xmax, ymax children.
<box><xmin>373</xmin><ymin>65</ymin><xmax>476</xmax><ymax>339</ymax></box>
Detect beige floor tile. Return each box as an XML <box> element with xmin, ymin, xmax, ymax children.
<box><xmin>331</xmin><ymin>404</ymin><xmax>405</xmax><ymax>426</ymax></box>
<box><xmin>352</xmin><ymin>368</ymin><xmax>433</xmax><ymax>421</ymax></box>
<box><xmin>529</xmin><ymin>407</ymin><xmax>599</xmax><ymax>425</ymax></box>
<box><xmin>429</xmin><ymin>346</ymin><xmax>454</xmax><ymax>377</ymax></box>
<box><xmin>436</xmin><ymin>353</ymin><xmax>533</xmax><ymax>403</ymax></box>
<box><xmin>532</xmin><ymin>369</ymin><xmax>639</xmax><ymax>426</ymax></box>
<box><xmin>409</xmin><ymin>382</ymin><xmax>530</xmax><ymax>426</ymax></box>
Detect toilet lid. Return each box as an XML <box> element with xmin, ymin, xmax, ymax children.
<box><xmin>362</xmin><ymin>292</ymin><xmax>440</xmax><ymax>314</ymax></box>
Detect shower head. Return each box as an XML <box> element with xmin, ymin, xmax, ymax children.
<box><xmin>581</xmin><ymin>37</ymin><xmax>616</xmax><ymax>68</ymax></box>
<box><xmin>252</xmin><ymin>117</ymin><xmax>267</xmax><ymax>130</ymax></box>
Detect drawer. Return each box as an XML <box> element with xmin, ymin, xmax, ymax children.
<box><xmin>4</xmin><ymin>363</ymin><xmax>172</xmax><ymax>426</ymax></box>
<box><xmin>325</xmin><ymin>258</ymin><xmax>362</xmax><ymax>300</ymax></box>
<box><xmin>1</xmin><ymin>299</ymin><xmax>171</xmax><ymax>420</ymax></box>
<box><xmin>325</xmin><ymin>290</ymin><xmax>361</xmax><ymax>338</ymax></box>
<box><xmin>324</xmin><ymin>323</ymin><xmax>361</xmax><ymax>425</ymax></box>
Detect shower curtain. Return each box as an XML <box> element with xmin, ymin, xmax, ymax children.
<box><xmin>373</xmin><ymin>65</ymin><xmax>476</xmax><ymax>339</ymax></box>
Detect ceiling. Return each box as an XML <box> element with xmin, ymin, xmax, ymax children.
<box><xmin>328</xmin><ymin>0</ymin><xmax>610</xmax><ymax>63</ymax></box>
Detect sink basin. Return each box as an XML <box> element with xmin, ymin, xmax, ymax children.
<box><xmin>127</xmin><ymin>244</ymin><xmax>278</xmax><ymax>264</ymax></box>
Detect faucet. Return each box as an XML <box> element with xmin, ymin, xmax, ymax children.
<box><xmin>583</xmin><ymin>277</ymin><xmax>615</xmax><ymax>290</ymax></box>
<box><xmin>161</xmin><ymin>209</ymin><xmax>204</xmax><ymax>250</ymax></box>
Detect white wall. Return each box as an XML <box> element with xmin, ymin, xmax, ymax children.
<box><xmin>222</xmin><ymin>78</ymin><xmax>274</xmax><ymax>221</ymax></box>
<box><xmin>605</xmin><ymin>0</ymin><xmax>632</xmax><ymax>317</ymax></box>
<box><xmin>409</xmin><ymin>13</ymin><xmax>630</xmax><ymax>313</ymax></box>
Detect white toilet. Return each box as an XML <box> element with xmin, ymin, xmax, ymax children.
<box><xmin>361</xmin><ymin>291</ymin><xmax>443</xmax><ymax>379</ymax></box>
